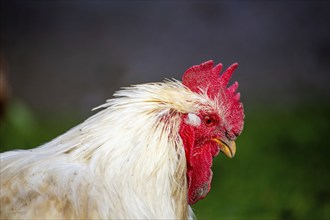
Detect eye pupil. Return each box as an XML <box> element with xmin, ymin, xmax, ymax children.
<box><xmin>204</xmin><ymin>116</ymin><xmax>213</xmax><ymax>125</ymax></box>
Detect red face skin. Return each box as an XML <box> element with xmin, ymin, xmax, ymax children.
<box><xmin>179</xmin><ymin>108</ymin><xmax>244</xmax><ymax>204</ymax></box>
<box><xmin>179</xmin><ymin>112</ymin><xmax>224</xmax><ymax>204</ymax></box>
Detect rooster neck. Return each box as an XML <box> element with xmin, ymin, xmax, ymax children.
<box><xmin>92</xmin><ymin>108</ymin><xmax>189</xmax><ymax>218</ymax></box>
<box><xmin>1</xmin><ymin>81</ymin><xmax>204</xmax><ymax>219</ymax></box>
<box><xmin>39</xmin><ymin>81</ymin><xmax>197</xmax><ymax>219</ymax></box>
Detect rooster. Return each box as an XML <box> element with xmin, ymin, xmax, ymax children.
<box><xmin>0</xmin><ymin>60</ymin><xmax>244</xmax><ymax>219</ymax></box>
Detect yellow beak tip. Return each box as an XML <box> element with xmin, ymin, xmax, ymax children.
<box><xmin>212</xmin><ymin>139</ymin><xmax>236</xmax><ymax>158</ymax></box>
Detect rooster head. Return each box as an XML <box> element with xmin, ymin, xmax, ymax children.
<box><xmin>179</xmin><ymin>60</ymin><xmax>244</xmax><ymax>204</ymax></box>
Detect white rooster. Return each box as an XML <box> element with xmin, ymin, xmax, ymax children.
<box><xmin>0</xmin><ymin>60</ymin><xmax>244</xmax><ymax>219</ymax></box>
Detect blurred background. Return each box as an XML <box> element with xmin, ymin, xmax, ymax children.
<box><xmin>0</xmin><ymin>1</ymin><xmax>329</xmax><ymax>219</ymax></box>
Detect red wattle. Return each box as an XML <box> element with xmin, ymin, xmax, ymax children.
<box><xmin>179</xmin><ymin>121</ymin><xmax>216</xmax><ymax>204</ymax></box>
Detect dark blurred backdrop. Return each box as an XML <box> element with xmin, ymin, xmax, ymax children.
<box><xmin>1</xmin><ymin>1</ymin><xmax>329</xmax><ymax>219</ymax></box>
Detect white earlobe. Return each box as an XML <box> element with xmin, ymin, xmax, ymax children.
<box><xmin>185</xmin><ymin>113</ymin><xmax>201</xmax><ymax>127</ymax></box>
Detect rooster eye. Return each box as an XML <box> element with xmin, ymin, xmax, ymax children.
<box><xmin>204</xmin><ymin>116</ymin><xmax>214</xmax><ymax>126</ymax></box>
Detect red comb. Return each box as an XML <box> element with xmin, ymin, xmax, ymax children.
<box><xmin>182</xmin><ymin>60</ymin><xmax>239</xmax><ymax>99</ymax></box>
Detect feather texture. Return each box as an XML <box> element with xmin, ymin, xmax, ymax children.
<box><xmin>0</xmin><ymin>81</ymin><xmax>213</xmax><ymax>219</ymax></box>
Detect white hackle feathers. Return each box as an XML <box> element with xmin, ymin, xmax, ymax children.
<box><xmin>0</xmin><ymin>80</ymin><xmax>215</xmax><ymax>220</ymax></box>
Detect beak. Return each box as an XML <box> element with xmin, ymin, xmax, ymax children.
<box><xmin>212</xmin><ymin>138</ymin><xmax>236</xmax><ymax>158</ymax></box>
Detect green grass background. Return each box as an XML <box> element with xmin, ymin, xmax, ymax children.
<box><xmin>1</xmin><ymin>101</ymin><xmax>329</xmax><ymax>220</ymax></box>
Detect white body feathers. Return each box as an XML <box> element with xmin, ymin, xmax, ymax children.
<box><xmin>0</xmin><ymin>81</ymin><xmax>212</xmax><ymax>219</ymax></box>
